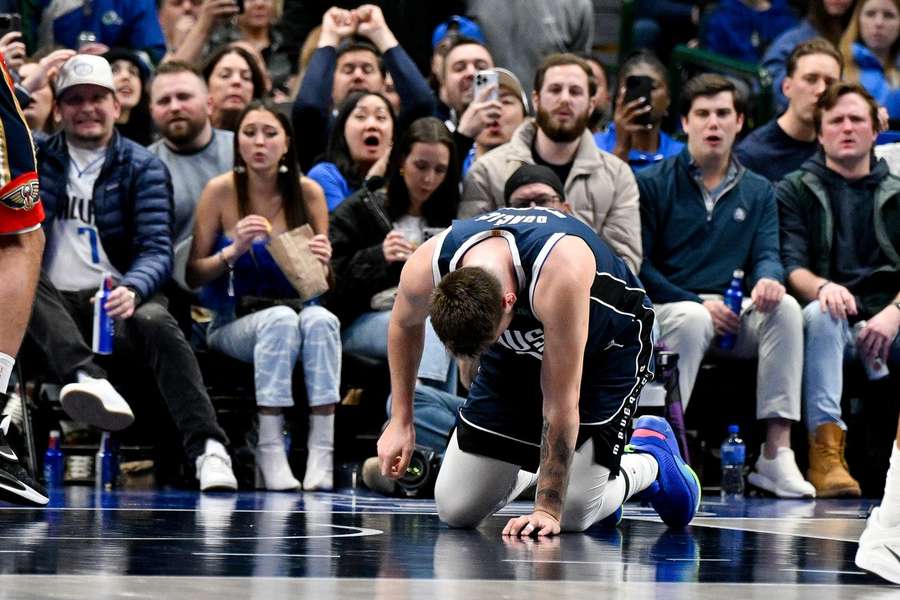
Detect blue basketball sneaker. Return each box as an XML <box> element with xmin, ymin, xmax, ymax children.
<box><xmin>628</xmin><ymin>415</ymin><xmax>700</xmax><ymax>529</ymax></box>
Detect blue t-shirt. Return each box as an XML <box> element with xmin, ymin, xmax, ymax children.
<box><xmin>734</xmin><ymin>119</ymin><xmax>817</xmax><ymax>183</ymax></box>
<box><xmin>307</xmin><ymin>162</ymin><xmax>356</xmax><ymax>211</ymax></box>
<box><xmin>593</xmin><ymin>124</ymin><xmax>684</xmax><ymax>171</ymax></box>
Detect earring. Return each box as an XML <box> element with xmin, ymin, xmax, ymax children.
<box><xmin>233</xmin><ymin>164</ymin><xmax>246</xmax><ymax>174</ymax></box>
<box><xmin>278</xmin><ymin>155</ymin><xmax>289</xmax><ymax>174</ymax></box>
<box><xmin>399</xmin><ymin>167</ymin><xmax>405</xmax><ymax>176</ymax></box>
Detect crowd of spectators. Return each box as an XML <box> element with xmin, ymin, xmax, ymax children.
<box><xmin>0</xmin><ymin>0</ymin><xmax>897</xmax><ymax>499</ymax></box>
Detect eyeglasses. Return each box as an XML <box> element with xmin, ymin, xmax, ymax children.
<box><xmin>509</xmin><ymin>193</ymin><xmax>561</xmax><ymax>208</ymax></box>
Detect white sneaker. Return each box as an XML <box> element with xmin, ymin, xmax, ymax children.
<box><xmin>747</xmin><ymin>444</ymin><xmax>816</xmax><ymax>498</ymax></box>
<box><xmin>196</xmin><ymin>439</ymin><xmax>237</xmax><ymax>492</ymax></box>
<box><xmin>856</xmin><ymin>506</ymin><xmax>900</xmax><ymax>584</ymax></box>
<box><xmin>60</xmin><ymin>378</ymin><xmax>134</xmax><ymax>431</ymax></box>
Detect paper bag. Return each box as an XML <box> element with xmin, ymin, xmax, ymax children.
<box><xmin>267</xmin><ymin>224</ymin><xmax>330</xmax><ymax>301</ymax></box>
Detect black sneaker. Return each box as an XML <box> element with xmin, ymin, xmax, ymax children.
<box><xmin>0</xmin><ymin>415</ymin><xmax>48</xmax><ymax>506</ymax></box>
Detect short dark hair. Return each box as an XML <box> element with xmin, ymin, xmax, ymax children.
<box><xmin>430</xmin><ymin>267</ymin><xmax>504</xmax><ymax>358</ymax></box>
<box><xmin>151</xmin><ymin>60</ymin><xmax>205</xmax><ymax>94</ymax></box>
<box><xmin>785</xmin><ymin>38</ymin><xmax>843</xmax><ymax>77</ymax></box>
<box><xmin>813</xmin><ymin>81</ymin><xmax>879</xmax><ymax>134</ymax></box>
<box><xmin>533</xmin><ymin>53</ymin><xmax>596</xmax><ymax>97</ymax></box>
<box><xmin>335</xmin><ymin>36</ymin><xmax>386</xmax><ymax>77</ymax></box>
<box><xmin>679</xmin><ymin>73</ymin><xmax>745</xmax><ymax>117</ymax></box>
<box><xmin>442</xmin><ymin>36</ymin><xmax>492</xmax><ymax>79</ymax></box>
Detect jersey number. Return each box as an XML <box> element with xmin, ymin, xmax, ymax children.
<box><xmin>78</xmin><ymin>227</ymin><xmax>100</xmax><ymax>264</ymax></box>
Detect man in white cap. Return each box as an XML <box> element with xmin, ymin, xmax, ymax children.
<box><xmin>25</xmin><ymin>55</ymin><xmax>238</xmax><ymax>492</ymax></box>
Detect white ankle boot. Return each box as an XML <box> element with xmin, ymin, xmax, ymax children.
<box><xmin>255</xmin><ymin>413</ymin><xmax>300</xmax><ymax>491</ymax></box>
<box><xmin>303</xmin><ymin>413</ymin><xmax>334</xmax><ymax>491</ymax></box>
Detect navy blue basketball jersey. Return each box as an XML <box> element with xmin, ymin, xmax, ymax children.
<box><xmin>431</xmin><ymin>207</ymin><xmax>653</xmax><ymax>361</ymax></box>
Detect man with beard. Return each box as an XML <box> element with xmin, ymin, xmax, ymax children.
<box><xmin>638</xmin><ymin>73</ymin><xmax>813</xmax><ymax>499</ymax></box>
<box><xmin>460</xmin><ymin>53</ymin><xmax>641</xmax><ymax>274</ymax></box>
<box><xmin>149</xmin><ymin>61</ymin><xmax>234</xmax><ymax>247</ymax></box>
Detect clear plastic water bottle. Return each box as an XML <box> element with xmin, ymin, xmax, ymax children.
<box><xmin>720</xmin><ymin>424</ymin><xmax>745</xmax><ymax>496</ymax></box>
<box><xmin>43</xmin><ymin>430</ymin><xmax>65</xmax><ymax>488</ymax></box>
<box><xmin>718</xmin><ymin>269</ymin><xmax>744</xmax><ymax>350</ymax></box>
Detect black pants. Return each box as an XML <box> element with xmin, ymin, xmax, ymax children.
<box><xmin>27</xmin><ymin>272</ymin><xmax>228</xmax><ymax>460</ymax></box>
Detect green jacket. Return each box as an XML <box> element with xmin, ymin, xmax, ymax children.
<box><xmin>776</xmin><ymin>165</ymin><xmax>900</xmax><ymax>317</ymax></box>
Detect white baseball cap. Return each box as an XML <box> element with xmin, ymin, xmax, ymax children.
<box><xmin>55</xmin><ymin>54</ymin><xmax>116</xmax><ymax>99</ymax></box>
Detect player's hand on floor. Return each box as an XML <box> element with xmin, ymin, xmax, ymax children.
<box><xmin>502</xmin><ymin>510</ymin><xmax>561</xmax><ymax>537</ymax></box>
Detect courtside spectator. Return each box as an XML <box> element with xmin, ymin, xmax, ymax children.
<box><xmin>777</xmin><ymin>82</ymin><xmax>900</xmax><ymax>498</ymax></box>
<box><xmin>27</xmin><ymin>55</ymin><xmax>237</xmax><ymax>491</ymax></box>
<box><xmin>461</xmin><ymin>68</ymin><xmax>528</xmax><ymax>177</ymax></box>
<box><xmin>575</xmin><ymin>51</ymin><xmax>611</xmax><ymax>133</ymax></box>
<box><xmin>637</xmin><ymin>73</ymin><xmax>814</xmax><ymax>499</ymax></box>
<box><xmin>105</xmin><ymin>48</ymin><xmax>153</xmax><ymax>146</ymax></box>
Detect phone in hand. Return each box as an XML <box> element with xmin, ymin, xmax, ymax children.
<box><xmin>623</xmin><ymin>74</ymin><xmax>655</xmax><ymax>127</ymax></box>
<box><xmin>234</xmin><ymin>0</ymin><xmax>244</xmax><ymax>13</ymax></box>
<box><xmin>474</xmin><ymin>69</ymin><xmax>499</xmax><ymax>103</ymax></box>
<box><xmin>0</xmin><ymin>13</ymin><xmax>22</xmax><ymax>40</ymax></box>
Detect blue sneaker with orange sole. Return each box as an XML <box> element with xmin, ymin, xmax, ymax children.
<box><xmin>628</xmin><ymin>415</ymin><xmax>701</xmax><ymax>529</ymax></box>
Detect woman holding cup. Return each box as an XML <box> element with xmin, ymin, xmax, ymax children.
<box><xmin>329</xmin><ymin>117</ymin><xmax>458</xmax><ymax>389</ymax></box>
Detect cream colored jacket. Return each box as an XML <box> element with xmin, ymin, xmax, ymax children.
<box><xmin>459</xmin><ymin>119</ymin><xmax>642</xmax><ymax>273</ymax></box>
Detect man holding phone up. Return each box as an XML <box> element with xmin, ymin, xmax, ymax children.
<box><xmin>460</xmin><ymin>53</ymin><xmax>642</xmax><ymax>275</ymax></box>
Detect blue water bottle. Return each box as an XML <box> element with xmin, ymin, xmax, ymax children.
<box><xmin>718</xmin><ymin>269</ymin><xmax>744</xmax><ymax>350</ymax></box>
<box><xmin>92</xmin><ymin>274</ymin><xmax>114</xmax><ymax>355</ymax></box>
<box><xmin>43</xmin><ymin>430</ymin><xmax>64</xmax><ymax>488</ymax></box>
<box><xmin>95</xmin><ymin>432</ymin><xmax>118</xmax><ymax>491</ymax></box>
<box><xmin>720</xmin><ymin>424</ymin><xmax>745</xmax><ymax>497</ymax></box>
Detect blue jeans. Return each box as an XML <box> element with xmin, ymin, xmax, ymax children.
<box><xmin>342</xmin><ymin>310</ymin><xmax>457</xmax><ymax>393</ymax></box>
<box><xmin>207</xmin><ymin>305</ymin><xmax>341</xmax><ymax>408</ymax></box>
<box><xmin>803</xmin><ymin>301</ymin><xmax>900</xmax><ymax>431</ymax></box>
<box><xmin>386</xmin><ymin>385</ymin><xmax>465</xmax><ymax>452</ymax></box>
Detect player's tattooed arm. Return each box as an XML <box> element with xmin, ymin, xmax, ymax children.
<box><xmin>535</xmin><ymin>418</ymin><xmax>577</xmax><ymax>520</ymax></box>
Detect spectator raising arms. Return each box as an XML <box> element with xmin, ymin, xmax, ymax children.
<box><xmin>839</xmin><ymin>0</ymin><xmax>900</xmax><ymax>117</ymax></box>
<box><xmin>308</xmin><ymin>91</ymin><xmax>395</xmax><ymax>211</ymax></box>
<box><xmin>187</xmin><ymin>100</ymin><xmax>340</xmax><ymax>492</ymax></box>
<box><xmin>765</xmin><ymin>0</ymin><xmax>858</xmax><ymax>110</ymax></box>
<box><xmin>329</xmin><ymin>117</ymin><xmax>458</xmax><ymax>391</ymax></box>
<box><xmin>292</xmin><ymin>5</ymin><xmax>434</xmax><ymax>172</ymax></box>
<box><xmin>202</xmin><ymin>45</ymin><xmax>266</xmax><ymax>132</ymax></box>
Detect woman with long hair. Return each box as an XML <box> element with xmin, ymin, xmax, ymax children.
<box><xmin>187</xmin><ymin>99</ymin><xmax>340</xmax><ymax>492</ymax></box>
<box><xmin>202</xmin><ymin>45</ymin><xmax>267</xmax><ymax>132</ymax></box>
<box><xmin>307</xmin><ymin>91</ymin><xmax>396</xmax><ymax>211</ymax></box>
<box><xmin>329</xmin><ymin>117</ymin><xmax>458</xmax><ymax>390</ymax></box>
<box><xmin>764</xmin><ymin>0</ymin><xmax>858</xmax><ymax>108</ymax></box>
<box><xmin>840</xmin><ymin>0</ymin><xmax>900</xmax><ymax>115</ymax></box>
<box><xmin>105</xmin><ymin>48</ymin><xmax>153</xmax><ymax>146</ymax></box>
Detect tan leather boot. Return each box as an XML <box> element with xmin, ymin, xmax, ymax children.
<box><xmin>807</xmin><ymin>423</ymin><xmax>862</xmax><ymax>498</ymax></box>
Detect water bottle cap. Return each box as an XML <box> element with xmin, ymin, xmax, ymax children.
<box><xmin>728</xmin><ymin>424</ymin><xmax>739</xmax><ymax>434</ymax></box>
<box><xmin>732</xmin><ymin>269</ymin><xmax>744</xmax><ymax>279</ymax></box>
<box><xmin>49</xmin><ymin>430</ymin><xmax>60</xmax><ymax>439</ymax></box>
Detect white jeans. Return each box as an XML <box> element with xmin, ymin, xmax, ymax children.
<box><xmin>207</xmin><ymin>305</ymin><xmax>341</xmax><ymax>408</ymax></box>
<box><xmin>654</xmin><ymin>295</ymin><xmax>803</xmax><ymax>421</ymax></box>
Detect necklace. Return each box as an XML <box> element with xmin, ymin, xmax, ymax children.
<box><xmin>71</xmin><ymin>152</ymin><xmax>105</xmax><ymax>178</ymax></box>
